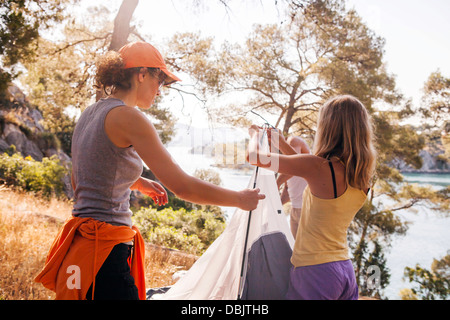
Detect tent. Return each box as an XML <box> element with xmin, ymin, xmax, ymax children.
<box><xmin>159</xmin><ymin>164</ymin><xmax>295</xmax><ymax>300</ymax></box>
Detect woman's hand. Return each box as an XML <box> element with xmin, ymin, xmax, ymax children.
<box><xmin>248</xmin><ymin>125</ymin><xmax>262</xmax><ymax>138</ymax></box>
<box><xmin>132</xmin><ymin>177</ymin><xmax>168</xmax><ymax>206</ymax></box>
<box><xmin>238</xmin><ymin>188</ymin><xmax>265</xmax><ymax>211</ymax></box>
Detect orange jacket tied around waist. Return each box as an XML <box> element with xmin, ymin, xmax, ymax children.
<box><xmin>35</xmin><ymin>217</ymin><xmax>146</xmax><ymax>300</ymax></box>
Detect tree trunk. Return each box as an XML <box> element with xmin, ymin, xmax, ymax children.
<box><xmin>96</xmin><ymin>0</ymin><xmax>139</xmax><ymax>101</ymax></box>
<box><xmin>109</xmin><ymin>0</ymin><xmax>139</xmax><ymax>51</ymax></box>
<box><xmin>283</xmin><ymin>107</ymin><xmax>295</xmax><ymax>135</ymax></box>
<box><xmin>354</xmin><ymin>220</ymin><xmax>370</xmax><ymax>286</ymax></box>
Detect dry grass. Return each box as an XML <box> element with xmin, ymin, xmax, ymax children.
<box><xmin>144</xmin><ymin>244</ymin><xmax>197</xmax><ymax>289</ymax></box>
<box><xmin>0</xmin><ymin>186</ymin><xmax>196</xmax><ymax>300</ymax></box>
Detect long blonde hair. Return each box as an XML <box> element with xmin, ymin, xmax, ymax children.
<box><xmin>313</xmin><ymin>95</ymin><xmax>377</xmax><ymax>190</ymax></box>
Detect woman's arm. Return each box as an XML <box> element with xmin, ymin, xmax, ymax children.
<box><xmin>105</xmin><ymin>107</ymin><xmax>265</xmax><ymax>211</ymax></box>
<box><xmin>279</xmin><ymin>183</ymin><xmax>290</xmax><ymax>205</ymax></box>
<box><xmin>265</xmin><ymin>127</ymin><xmax>297</xmax><ymax>155</ymax></box>
<box><xmin>276</xmin><ymin>173</ymin><xmax>292</xmax><ymax>189</ymax></box>
<box><xmin>247</xmin><ymin>126</ymin><xmax>318</xmax><ymax>180</ymax></box>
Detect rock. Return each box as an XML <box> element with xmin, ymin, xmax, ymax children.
<box><xmin>62</xmin><ymin>174</ymin><xmax>74</xmax><ymax>199</ymax></box>
<box><xmin>7</xmin><ymin>85</ymin><xmax>28</xmax><ymax>106</ymax></box>
<box><xmin>0</xmin><ymin>138</ymin><xmax>9</xmax><ymax>153</ymax></box>
<box><xmin>44</xmin><ymin>148</ymin><xmax>72</xmax><ymax>167</ymax></box>
<box><xmin>397</xmin><ymin>148</ymin><xmax>449</xmax><ymax>173</ymax></box>
<box><xmin>391</xmin><ymin>140</ymin><xmax>449</xmax><ymax>173</ymax></box>
<box><xmin>28</xmin><ymin>108</ymin><xmax>45</xmax><ymax>132</ymax></box>
<box><xmin>3</xmin><ymin>123</ymin><xmax>44</xmax><ymax>160</ymax></box>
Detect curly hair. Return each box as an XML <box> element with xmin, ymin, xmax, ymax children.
<box><xmin>94</xmin><ymin>51</ymin><xmax>161</xmax><ymax>95</ymax></box>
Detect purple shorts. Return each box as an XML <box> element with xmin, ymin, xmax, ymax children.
<box><xmin>286</xmin><ymin>260</ymin><xmax>359</xmax><ymax>300</ymax></box>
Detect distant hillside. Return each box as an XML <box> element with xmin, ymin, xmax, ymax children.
<box><xmin>391</xmin><ymin>141</ymin><xmax>449</xmax><ymax>173</ymax></box>
<box><xmin>168</xmin><ymin>122</ymin><xmax>247</xmax><ymax>148</ymax></box>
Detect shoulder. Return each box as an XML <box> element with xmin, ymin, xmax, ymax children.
<box><xmin>106</xmin><ymin>105</ymin><xmax>150</xmax><ymax>128</ymax></box>
<box><xmin>105</xmin><ymin>105</ymin><xmax>157</xmax><ymax>148</ymax></box>
<box><xmin>295</xmin><ymin>154</ymin><xmax>326</xmax><ymax>166</ymax></box>
<box><xmin>107</xmin><ymin>105</ymin><xmax>144</xmax><ymax>118</ymax></box>
<box><xmin>295</xmin><ymin>154</ymin><xmax>340</xmax><ymax>181</ymax></box>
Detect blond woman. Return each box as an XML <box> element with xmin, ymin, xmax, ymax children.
<box><xmin>247</xmin><ymin>95</ymin><xmax>376</xmax><ymax>300</ymax></box>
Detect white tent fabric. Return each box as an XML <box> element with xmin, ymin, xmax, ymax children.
<box><xmin>161</xmin><ymin>166</ymin><xmax>295</xmax><ymax>300</ymax></box>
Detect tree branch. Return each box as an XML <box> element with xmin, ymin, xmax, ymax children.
<box><xmin>231</xmin><ymin>85</ymin><xmax>285</xmax><ymax>110</ymax></box>
<box><xmin>51</xmin><ymin>34</ymin><xmax>112</xmax><ymax>55</ymax></box>
<box><xmin>170</xmin><ymin>86</ymin><xmax>207</xmax><ymax>104</ymax></box>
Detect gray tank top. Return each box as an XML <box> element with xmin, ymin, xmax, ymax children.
<box><xmin>71</xmin><ymin>98</ymin><xmax>143</xmax><ymax>227</ymax></box>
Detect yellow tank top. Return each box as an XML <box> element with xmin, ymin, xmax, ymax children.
<box><xmin>291</xmin><ymin>184</ymin><xmax>367</xmax><ymax>267</ymax></box>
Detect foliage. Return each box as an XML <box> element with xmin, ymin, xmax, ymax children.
<box><xmin>350</xmin><ymin>159</ymin><xmax>447</xmax><ymax>298</ymax></box>
<box><xmin>349</xmin><ymin>199</ymin><xmax>406</xmax><ymax>298</ymax></box>
<box><xmin>353</xmin><ymin>240</ymin><xmax>391</xmax><ymax>299</ymax></box>
<box><xmin>419</xmin><ymin>70</ymin><xmax>450</xmax><ymax>160</ymax></box>
<box><xmin>192</xmin><ymin>168</ymin><xmax>226</xmax><ymax>219</ymax></box>
<box><xmin>420</xmin><ymin>70</ymin><xmax>450</xmax><ymax>126</ymax></box>
<box><xmin>19</xmin><ymin>8</ymin><xmax>113</xmax><ymax>155</ymax></box>
<box><xmin>133</xmin><ymin>207</ymin><xmax>226</xmax><ymax>255</ymax></box>
<box><xmin>167</xmin><ymin>0</ymin><xmax>400</xmax><ymax>137</ymax></box>
<box><xmin>193</xmin><ymin>168</ymin><xmax>222</xmax><ymax>186</ymax></box>
<box><xmin>0</xmin><ymin>150</ymin><xmax>67</xmax><ymax>198</ymax></box>
<box><xmin>20</xmin><ymin>3</ymin><xmax>176</xmax><ymax>147</ymax></box>
<box><xmin>402</xmin><ymin>254</ymin><xmax>450</xmax><ymax>300</ymax></box>
<box><xmin>141</xmin><ymin>100</ymin><xmax>177</xmax><ymax>145</ymax></box>
<box><xmin>132</xmin><ymin>189</ymin><xmax>196</xmax><ymax>213</ymax></box>
<box><xmin>20</xmin><ymin>35</ymin><xmax>88</xmax><ymax>155</ymax></box>
<box><xmin>0</xmin><ymin>0</ymin><xmax>75</xmax><ymax>96</ymax></box>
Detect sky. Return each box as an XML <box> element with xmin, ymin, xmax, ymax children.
<box><xmin>346</xmin><ymin>0</ymin><xmax>450</xmax><ymax>106</ymax></box>
<box><xmin>93</xmin><ymin>0</ymin><xmax>450</xmax><ymax>128</ymax></box>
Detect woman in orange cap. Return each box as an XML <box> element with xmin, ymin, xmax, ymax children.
<box><xmin>36</xmin><ymin>41</ymin><xmax>265</xmax><ymax>300</ymax></box>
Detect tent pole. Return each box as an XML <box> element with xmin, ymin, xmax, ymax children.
<box><xmin>237</xmin><ymin>125</ymin><xmax>268</xmax><ymax>300</ymax></box>
<box><xmin>237</xmin><ymin>165</ymin><xmax>259</xmax><ymax>300</ymax></box>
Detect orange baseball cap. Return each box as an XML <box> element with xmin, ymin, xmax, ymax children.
<box><xmin>119</xmin><ymin>41</ymin><xmax>181</xmax><ymax>85</ymax></box>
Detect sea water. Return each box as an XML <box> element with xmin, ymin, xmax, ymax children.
<box><xmin>384</xmin><ymin>173</ymin><xmax>449</xmax><ymax>300</ymax></box>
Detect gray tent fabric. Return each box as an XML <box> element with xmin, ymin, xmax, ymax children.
<box><xmin>241</xmin><ymin>232</ymin><xmax>293</xmax><ymax>300</ymax></box>
<box><xmin>159</xmin><ymin>166</ymin><xmax>295</xmax><ymax>300</ymax></box>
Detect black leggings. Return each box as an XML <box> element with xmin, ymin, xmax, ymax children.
<box><xmin>86</xmin><ymin>243</ymin><xmax>139</xmax><ymax>300</ymax></box>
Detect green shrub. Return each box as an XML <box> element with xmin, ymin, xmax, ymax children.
<box><xmin>148</xmin><ymin>225</ymin><xmax>205</xmax><ymax>254</ymax></box>
<box><xmin>0</xmin><ymin>151</ymin><xmax>67</xmax><ymax>198</ymax></box>
<box><xmin>133</xmin><ymin>207</ymin><xmax>226</xmax><ymax>255</ymax></box>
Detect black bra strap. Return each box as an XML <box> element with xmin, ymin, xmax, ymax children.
<box><xmin>328</xmin><ymin>161</ymin><xmax>337</xmax><ymax>198</ymax></box>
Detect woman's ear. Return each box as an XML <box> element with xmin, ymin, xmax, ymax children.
<box><xmin>137</xmin><ymin>67</ymin><xmax>147</xmax><ymax>83</ymax></box>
